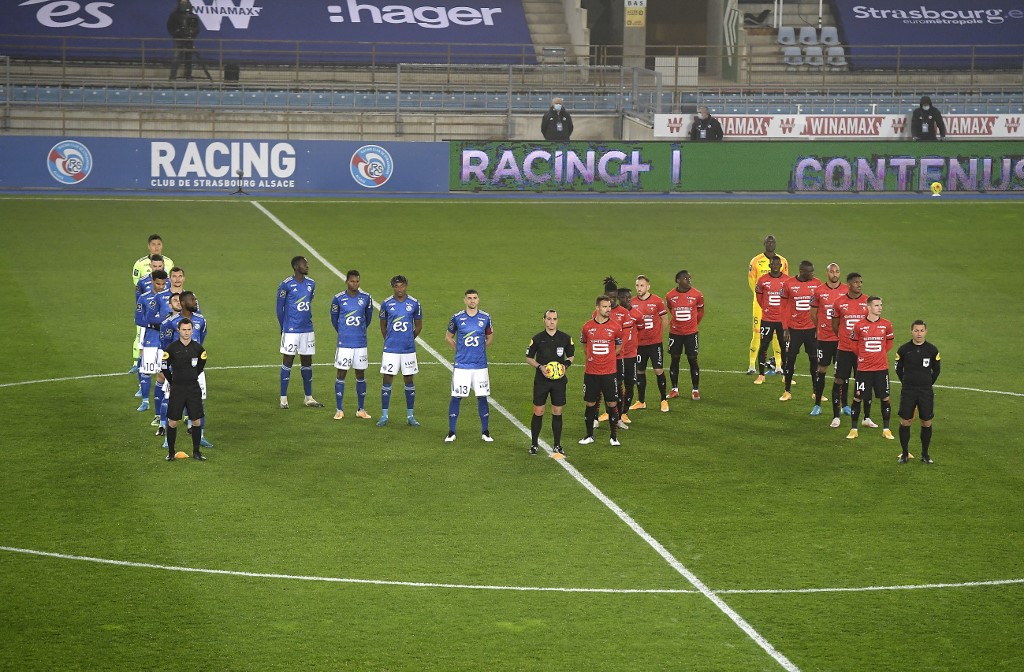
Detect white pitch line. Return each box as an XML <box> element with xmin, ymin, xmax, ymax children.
<box><xmin>3</xmin><ymin>545</ymin><xmax>1020</xmax><ymax>597</ymax></box>
<box><xmin>252</xmin><ymin>200</ymin><xmax>802</xmax><ymax>672</ymax></box>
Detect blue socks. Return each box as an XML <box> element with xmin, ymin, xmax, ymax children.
<box><xmin>478</xmin><ymin>396</ymin><xmax>489</xmax><ymax>433</ymax></box>
<box><xmin>381</xmin><ymin>384</ymin><xmax>392</xmax><ymax>411</ymax></box>
<box><xmin>300</xmin><ymin>366</ymin><xmax>313</xmax><ymax>396</ymax></box>
<box><xmin>448</xmin><ymin>397</ymin><xmax>461</xmax><ymax>433</ymax></box>
<box><xmin>404</xmin><ymin>384</ymin><xmax>415</xmax><ymax>412</ymax></box>
<box><xmin>280</xmin><ymin>365</ymin><xmax>291</xmax><ymax>396</ymax></box>
<box><xmin>335</xmin><ymin>378</ymin><xmax>345</xmax><ymax>411</ymax></box>
<box><xmin>356</xmin><ymin>378</ymin><xmax>367</xmax><ymax>410</ymax></box>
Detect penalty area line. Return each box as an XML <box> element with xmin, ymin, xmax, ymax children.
<box><xmin>252</xmin><ymin>199</ymin><xmax>803</xmax><ymax>672</ymax></box>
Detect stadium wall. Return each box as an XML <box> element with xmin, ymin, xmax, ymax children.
<box><xmin>5</xmin><ymin>135</ymin><xmax>1023</xmax><ymax>195</ymax></box>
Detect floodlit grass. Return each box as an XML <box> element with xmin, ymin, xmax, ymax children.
<box><xmin>0</xmin><ymin>196</ymin><xmax>1022</xmax><ymax>671</ymax></box>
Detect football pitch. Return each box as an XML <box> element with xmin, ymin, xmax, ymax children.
<box><xmin>1</xmin><ymin>195</ymin><xmax>1022</xmax><ymax>671</ymax></box>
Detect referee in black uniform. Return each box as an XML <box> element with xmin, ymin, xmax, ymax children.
<box><xmin>895</xmin><ymin>320</ymin><xmax>941</xmax><ymax>464</ymax></box>
<box><xmin>162</xmin><ymin>317</ymin><xmax>208</xmax><ymax>461</ymax></box>
<box><xmin>525</xmin><ymin>310</ymin><xmax>575</xmax><ymax>456</ymax></box>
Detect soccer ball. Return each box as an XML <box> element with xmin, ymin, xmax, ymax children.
<box><xmin>930</xmin><ymin>181</ymin><xmax>943</xmax><ymax>196</ymax></box>
<box><xmin>546</xmin><ymin>362</ymin><xmax>566</xmax><ymax>380</ymax></box>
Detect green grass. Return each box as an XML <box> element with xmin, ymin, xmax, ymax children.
<box><xmin>0</xmin><ymin>196</ymin><xmax>1022</xmax><ymax>671</ymax></box>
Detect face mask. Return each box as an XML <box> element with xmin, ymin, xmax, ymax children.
<box><xmin>699</xmin><ymin>113</ymin><xmax>708</xmax><ymax>120</ymax></box>
<box><xmin>553</xmin><ymin>104</ymin><xmax>562</xmax><ymax>111</ymax></box>
<box><xmin>922</xmin><ymin>105</ymin><xmax>930</xmax><ymax>110</ymax></box>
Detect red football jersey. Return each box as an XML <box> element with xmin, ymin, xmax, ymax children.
<box><xmin>594</xmin><ymin>306</ymin><xmax>638</xmax><ymax>360</ymax></box>
<box><xmin>850</xmin><ymin>317</ymin><xmax>894</xmax><ymax>371</ymax></box>
<box><xmin>581</xmin><ymin>318</ymin><xmax>622</xmax><ymax>375</ymax></box>
<box><xmin>665</xmin><ymin>287</ymin><xmax>705</xmax><ymax>336</ymax></box>
<box><xmin>811</xmin><ymin>282</ymin><xmax>849</xmax><ymax>342</ymax></box>
<box><xmin>755</xmin><ymin>273</ymin><xmax>790</xmax><ymax>323</ymax></box>
<box><xmin>781</xmin><ymin>277</ymin><xmax>822</xmax><ymax>330</ymax></box>
<box><xmin>832</xmin><ymin>293</ymin><xmax>869</xmax><ymax>352</ymax></box>
<box><xmin>631</xmin><ymin>293</ymin><xmax>667</xmax><ymax>346</ymax></box>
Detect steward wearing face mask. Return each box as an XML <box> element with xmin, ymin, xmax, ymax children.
<box><xmin>541</xmin><ymin>97</ymin><xmax>574</xmax><ymax>142</ymax></box>
<box><xmin>689</xmin><ymin>106</ymin><xmax>724</xmax><ymax>141</ymax></box>
<box><xmin>911</xmin><ymin>95</ymin><xmax>946</xmax><ymax>141</ymax></box>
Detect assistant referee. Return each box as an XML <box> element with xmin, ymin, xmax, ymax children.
<box><xmin>525</xmin><ymin>309</ymin><xmax>575</xmax><ymax>456</ymax></box>
<box><xmin>162</xmin><ymin>317</ymin><xmax>208</xmax><ymax>461</ymax></box>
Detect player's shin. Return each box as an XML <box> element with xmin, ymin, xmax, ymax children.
<box><xmin>636</xmin><ymin>371</ymin><xmax>647</xmax><ymax>402</ymax></box>
<box><xmin>300</xmin><ymin>366</ymin><xmax>313</xmax><ymax>397</ymax></box>
<box><xmin>381</xmin><ymin>384</ymin><xmax>392</xmax><ymax>411</ymax></box>
<box><xmin>881</xmin><ymin>400</ymin><xmax>891</xmax><ymax>429</ymax></box>
<box><xmin>921</xmin><ymin>426</ymin><xmax>933</xmax><ymax>454</ymax></box>
<box><xmin>531</xmin><ymin>414</ymin><xmax>542</xmax><ymax>444</ymax></box>
<box><xmin>356</xmin><ymin>378</ymin><xmax>367</xmax><ymax>411</ymax></box>
<box><xmin>335</xmin><ymin>379</ymin><xmax>345</xmax><ymax>412</ymax></box>
<box><xmin>448</xmin><ymin>397</ymin><xmax>461</xmax><ymax>433</ymax></box>
<box><xmin>606</xmin><ymin>404</ymin><xmax>618</xmax><ymax>439</ymax></box>
<box><xmin>280</xmin><ymin>365</ymin><xmax>291</xmax><ymax>396</ymax></box>
<box><xmin>166</xmin><ymin>425</ymin><xmax>177</xmax><ymax>452</ymax></box>
<box><xmin>899</xmin><ymin>425</ymin><xmax>911</xmax><ymax>452</ymax></box>
<box><xmin>584</xmin><ymin>405</ymin><xmax>597</xmax><ymax>438</ymax></box>
<box><xmin>688</xmin><ymin>357</ymin><xmax>700</xmax><ymax>391</ymax></box>
<box><xmin>552</xmin><ymin>414</ymin><xmax>563</xmax><ymax>446</ymax></box>
<box><xmin>404</xmin><ymin>384</ymin><xmax>415</xmax><ymax>412</ymax></box>
<box><xmin>669</xmin><ymin>358</ymin><xmax>680</xmax><ymax>389</ymax></box>
<box><xmin>191</xmin><ymin>423</ymin><xmax>202</xmax><ymax>453</ymax></box>
<box><xmin>850</xmin><ymin>399</ymin><xmax>861</xmax><ymax>427</ymax></box>
<box><xmin>832</xmin><ymin>382</ymin><xmax>843</xmax><ymax>418</ymax></box>
<box><xmin>477</xmin><ymin>396</ymin><xmax>489</xmax><ymax>433</ymax></box>
<box><xmin>656</xmin><ymin>373</ymin><xmax>668</xmax><ymax>401</ymax></box>
<box><xmin>140</xmin><ymin>374</ymin><xmax>152</xmax><ymax>402</ymax></box>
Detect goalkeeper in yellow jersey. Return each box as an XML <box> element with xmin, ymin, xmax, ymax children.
<box><xmin>748</xmin><ymin>235</ymin><xmax>788</xmax><ymax>374</ymax></box>
<box><xmin>131</xmin><ymin>235</ymin><xmax>174</xmax><ymax>375</ymax></box>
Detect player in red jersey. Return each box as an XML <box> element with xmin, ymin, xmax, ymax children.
<box><xmin>580</xmin><ymin>296</ymin><xmax>623</xmax><ymax>446</ymax></box>
<box><xmin>665</xmin><ymin>270</ymin><xmax>705</xmax><ymax>400</ymax></box>
<box><xmin>616</xmin><ymin>287</ymin><xmax>644</xmax><ymax>423</ymax></box>
<box><xmin>753</xmin><ymin>256</ymin><xmax>790</xmax><ymax>385</ymax></box>
<box><xmin>846</xmin><ymin>296</ymin><xmax>895</xmax><ymax>440</ymax></box>
<box><xmin>808</xmin><ymin>263</ymin><xmax>847</xmax><ymax>416</ymax></box>
<box><xmin>631</xmin><ymin>275</ymin><xmax>670</xmax><ymax>412</ymax></box>
<box><xmin>779</xmin><ymin>261</ymin><xmax>821</xmax><ymax>402</ymax></box>
<box><xmin>830</xmin><ymin>273</ymin><xmax>874</xmax><ymax>428</ymax></box>
<box><xmin>595</xmin><ymin>276</ymin><xmax>628</xmax><ymax>427</ymax></box>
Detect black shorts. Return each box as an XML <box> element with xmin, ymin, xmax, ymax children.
<box><xmin>899</xmin><ymin>385</ymin><xmax>934</xmax><ymax>421</ymax></box>
<box><xmin>533</xmin><ymin>375</ymin><xmax>568</xmax><ymax>407</ymax></box>
<box><xmin>816</xmin><ymin>340</ymin><xmax>839</xmax><ymax>368</ymax></box>
<box><xmin>786</xmin><ymin>328</ymin><xmax>816</xmax><ymax>359</ymax></box>
<box><xmin>167</xmin><ymin>384</ymin><xmax>204</xmax><ymax>421</ymax></box>
<box><xmin>835</xmin><ymin>349</ymin><xmax>858</xmax><ymax>380</ymax></box>
<box><xmin>619</xmin><ymin>357</ymin><xmax>637</xmax><ymax>387</ymax></box>
<box><xmin>668</xmin><ymin>333</ymin><xmax>699</xmax><ymax>359</ymax></box>
<box><xmin>757</xmin><ymin>321</ymin><xmax>785</xmax><ymax>355</ymax></box>
<box><xmin>853</xmin><ymin>370</ymin><xmax>890</xmax><ymax>402</ymax></box>
<box><xmin>583</xmin><ymin>373</ymin><xmax>618</xmax><ymax>404</ymax></box>
<box><xmin>636</xmin><ymin>343</ymin><xmax>664</xmax><ymax>371</ymax></box>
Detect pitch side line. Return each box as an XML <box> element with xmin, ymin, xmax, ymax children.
<box><xmin>253</xmin><ymin>200</ymin><xmax>802</xmax><ymax>672</ymax></box>
<box><xmin>1</xmin><ymin>365</ymin><xmax>1021</xmax><ymax>399</ymax></box>
<box><xmin>3</xmin><ymin>545</ymin><xmax>1021</xmax><ymax>597</ymax></box>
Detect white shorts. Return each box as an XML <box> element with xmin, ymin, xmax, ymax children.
<box><xmin>335</xmin><ymin>347</ymin><xmax>369</xmax><ymax>371</ymax></box>
<box><xmin>451</xmin><ymin>367</ymin><xmax>490</xmax><ymax>398</ymax></box>
<box><xmin>380</xmin><ymin>352</ymin><xmax>418</xmax><ymax>376</ymax></box>
<box><xmin>140</xmin><ymin>347</ymin><xmax>162</xmax><ymax>375</ymax></box>
<box><xmin>281</xmin><ymin>331</ymin><xmax>315</xmax><ymax>356</ymax></box>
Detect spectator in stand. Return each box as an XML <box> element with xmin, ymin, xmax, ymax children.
<box><xmin>911</xmin><ymin>96</ymin><xmax>946</xmax><ymax>141</ymax></box>
<box><xmin>541</xmin><ymin>97</ymin><xmax>574</xmax><ymax>142</ymax></box>
<box><xmin>689</xmin><ymin>106</ymin><xmax>724</xmax><ymax>141</ymax></box>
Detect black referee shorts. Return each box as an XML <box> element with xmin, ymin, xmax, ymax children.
<box><xmin>533</xmin><ymin>376</ymin><xmax>568</xmax><ymax>407</ymax></box>
<box><xmin>899</xmin><ymin>385</ymin><xmax>934</xmax><ymax>421</ymax></box>
<box><xmin>167</xmin><ymin>384</ymin><xmax>204</xmax><ymax>422</ymax></box>
<box><xmin>583</xmin><ymin>373</ymin><xmax>618</xmax><ymax>404</ymax></box>
<box><xmin>636</xmin><ymin>343</ymin><xmax>664</xmax><ymax>371</ymax></box>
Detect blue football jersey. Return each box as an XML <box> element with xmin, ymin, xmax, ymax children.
<box><xmin>136</xmin><ymin>275</ymin><xmax>154</xmax><ymax>298</ymax></box>
<box><xmin>190</xmin><ymin>311</ymin><xmax>207</xmax><ymax>344</ymax></box>
<box><xmin>277</xmin><ymin>275</ymin><xmax>316</xmax><ymax>333</ymax></box>
<box><xmin>331</xmin><ymin>290</ymin><xmax>374</xmax><ymax>348</ymax></box>
<box><xmin>160</xmin><ymin>313</ymin><xmax>183</xmax><ymax>350</ymax></box>
<box><xmin>136</xmin><ymin>289</ymin><xmax>172</xmax><ymax>348</ymax></box>
<box><xmin>380</xmin><ymin>295</ymin><xmax>422</xmax><ymax>354</ymax></box>
<box><xmin>448</xmin><ymin>310</ymin><xmax>492</xmax><ymax>369</ymax></box>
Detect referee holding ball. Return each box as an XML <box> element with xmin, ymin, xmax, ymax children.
<box><xmin>525</xmin><ymin>310</ymin><xmax>575</xmax><ymax>456</ymax></box>
<box><xmin>162</xmin><ymin>318</ymin><xmax>208</xmax><ymax>462</ymax></box>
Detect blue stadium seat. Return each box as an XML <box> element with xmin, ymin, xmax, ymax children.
<box><xmin>60</xmin><ymin>87</ymin><xmax>84</xmax><ymax>103</ymax></box>
<box><xmin>782</xmin><ymin>46</ymin><xmax>803</xmax><ymax>68</ymax></box>
<box><xmin>266</xmin><ymin>92</ymin><xmax>287</xmax><ymax>107</ymax></box>
<box><xmin>84</xmin><ymin>88</ymin><xmax>105</xmax><ymax>104</ymax></box>
<box><xmin>379</xmin><ymin>93</ymin><xmax>395</xmax><ymax>108</ymax></box>
<box><xmin>221</xmin><ymin>90</ymin><xmax>242</xmax><ymax>106</ymax></box>
<box><xmin>288</xmin><ymin>92</ymin><xmax>310</xmax><ymax>108</ymax></box>
<box><xmin>243</xmin><ymin>91</ymin><xmax>266</xmax><ymax>106</ymax></box>
<box><xmin>198</xmin><ymin>90</ymin><xmax>219</xmax><ymax>106</ymax></box>
<box><xmin>777</xmin><ymin>26</ymin><xmax>797</xmax><ymax>47</ymax></box>
<box><xmin>310</xmin><ymin>92</ymin><xmax>332</xmax><ymax>107</ymax></box>
<box><xmin>108</xmin><ymin>88</ymin><xmax>130</xmax><ymax>105</ymax></box>
<box><xmin>354</xmin><ymin>92</ymin><xmax>376</xmax><ymax>109</ymax></box>
<box><xmin>153</xmin><ymin>90</ymin><xmax>174</xmax><ymax>105</ymax></box>
<box><xmin>130</xmin><ymin>89</ymin><xmax>152</xmax><ymax>105</ymax></box>
<box><xmin>333</xmin><ymin>92</ymin><xmax>354</xmax><ymax>108</ymax></box>
<box><xmin>465</xmin><ymin>94</ymin><xmax>486</xmax><ymax>109</ymax></box>
<box><xmin>175</xmin><ymin>90</ymin><xmax>196</xmax><ymax>105</ymax></box>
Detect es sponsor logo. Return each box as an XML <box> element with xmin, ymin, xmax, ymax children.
<box><xmin>47</xmin><ymin>140</ymin><xmax>93</xmax><ymax>184</ymax></box>
<box><xmin>18</xmin><ymin>0</ymin><xmax>113</xmax><ymax>29</ymax></box>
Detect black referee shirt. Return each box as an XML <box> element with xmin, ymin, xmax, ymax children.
<box><xmin>526</xmin><ymin>330</ymin><xmax>575</xmax><ymax>380</ymax></box>
<box><xmin>895</xmin><ymin>340</ymin><xmax>940</xmax><ymax>388</ymax></box>
<box><xmin>162</xmin><ymin>339</ymin><xmax>207</xmax><ymax>386</ymax></box>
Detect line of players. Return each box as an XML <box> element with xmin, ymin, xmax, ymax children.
<box><xmin>751</xmin><ymin>256</ymin><xmax>941</xmax><ymax>462</ymax></box>
<box><xmin>132</xmin><ymin>234</ymin><xmax>212</xmax><ymax>457</ymax></box>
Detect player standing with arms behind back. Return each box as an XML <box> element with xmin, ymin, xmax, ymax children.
<box><xmin>809</xmin><ymin>263</ymin><xmax>846</xmax><ymax>416</ymax></box>
<box><xmin>895</xmin><ymin>320</ymin><xmax>941</xmax><ymax>464</ymax></box>
<box><xmin>277</xmin><ymin>256</ymin><xmax>323</xmax><ymax>409</ymax></box>
<box><xmin>579</xmin><ymin>296</ymin><xmax>623</xmax><ymax>446</ymax></box>
<box><xmin>846</xmin><ymin>296</ymin><xmax>895</xmax><ymax>441</ymax></box>
<box><xmin>748</xmin><ymin>235</ymin><xmax>788</xmax><ymax>374</ymax></box>
<box><xmin>631</xmin><ymin>275</ymin><xmax>670</xmax><ymax>412</ymax></box>
<box><xmin>665</xmin><ymin>270</ymin><xmax>705</xmax><ymax>401</ymax></box>
<box><xmin>330</xmin><ymin>270</ymin><xmax>375</xmax><ymax>421</ymax></box>
<box><xmin>779</xmin><ymin>261</ymin><xmax>821</xmax><ymax>402</ymax></box>
<box><xmin>445</xmin><ymin>289</ymin><xmax>494</xmax><ymax>443</ymax></box>
<box><xmin>378</xmin><ymin>275</ymin><xmax>422</xmax><ymax>427</ymax></box>
<box><xmin>526</xmin><ymin>310</ymin><xmax>575</xmax><ymax>455</ymax></box>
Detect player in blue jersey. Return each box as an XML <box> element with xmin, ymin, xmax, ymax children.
<box><xmin>444</xmin><ymin>289</ymin><xmax>494</xmax><ymax>443</ymax></box>
<box><xmin>132</xmin><ymin>254</ymin><xmax>167</xmax><ymax>397</ymax></box>
<box><xmin>377</xmin><ymin>275</ymin><xmax>422</xmax><ymax>427</ymax></box>
<box><xmin>330</xmin><ymin>270</ymin><xmax>375</xmax><ymax>421</ymax></box>
<box><xmin>134</xmin><ymin>270</ymin><xmax>172</xmax><ymax>418</ymax></box>
<box><xmin>277</xmin><ymin>256</ymin><xmax>323</xmax><ymax>409</ymax></box>
<box><xmin>131</xmin><ymin>235</ymin><xmax>174</xmax><ymax>374</ymax></box>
